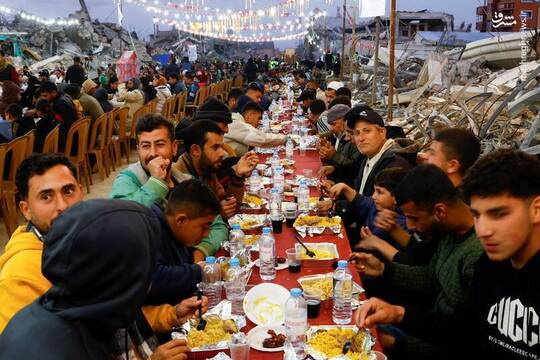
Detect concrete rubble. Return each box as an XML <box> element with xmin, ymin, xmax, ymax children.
<box><xmin>3</xmin><ymin>7</ymin><xmax>152</xmax><ymax>77</ymax></box>
<box><xmin>349</xmin><ymin>37</ymin><xmax>540</xmax><ymax>155</ymax></box>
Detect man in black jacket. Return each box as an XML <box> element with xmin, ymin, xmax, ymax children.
<box><xmin>64</xmin><ymin>56</ymin><xmax>86</xmax><ymax>86</ymax></box>
<box><xmin>147</xmin><ymin>179</ymin><xmax>221</xmax><ymax>306</ymax></box>
<box><xmin>39</xmin><ymin>81</ymin><xmax>78</xmax><ymax>131</ymax></box>
<box><xmin>356</xmin><ymin>149</ymin><xmax>540</xmax><ymax>359</ymax></box>
<box><xmin>0</xmin><ymin>199</ymin><xmax>195</xmax><ymax>359</ymax></box>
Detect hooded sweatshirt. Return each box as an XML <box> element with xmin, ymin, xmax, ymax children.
<box><xmin>0</xmin><ymin>199</ymin><xmax>161</xmax><ymax>359</ymax></box>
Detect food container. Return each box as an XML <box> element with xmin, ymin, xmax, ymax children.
<box><xmin>294</xmin><ymin>243</ymin><xmax>339</xmax><ymax>268</ymax></box>
<box><xmin>228</xmin><ymin>214</ymin><xmax>269</xmax><ymax>234</ymax></box>
<box><xmin>293</xmin><ymin>215</ymin><xmax>342</xmax><ymax>237</ymax></box>
<box><xmin>305</xmin><ymin>326</ymin><xmax>376</xmax><ymax>360</ymax></box>
<box><xmin>175</xmin><ymin>301</ymin><xmax>246</xmax><ymax>359</ymax></box>
<box><xmin>297</xmin><ymin>273</ymin><xmax>365</xmax><ymax>303</ymax></box>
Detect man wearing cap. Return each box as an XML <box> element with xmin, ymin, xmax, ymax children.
<box><xmin>325</xmin><ymin>81</ymin><xmax>344</xmax><ymax>106</ymax></box>
<box><xmin>319</xmin><ymin>104</ymin><xmax>350</xmax><ymax>156</ymax></box>
<box><xmin>226</xmin><ymin>101</ymin><xmax>287</xmax><ymax>156</ymax></box>
<box><xmin>347</xmin><ymin>107</ymin><xmax>411</xmax><ymax>196</ymax></box>
<box><xmin>297</xmin><ymin>88</ymin><xmax>317</xmax><ymax>113</ymax></box>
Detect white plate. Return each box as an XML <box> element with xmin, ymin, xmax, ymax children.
<box><xmin>243</xmin><ymin>283</ymin><xmax>289</xmax><ymax>325</ymax></box>
<box><xmin>253</xmin><ymin>258</ymin><xmax>289</xmax><ymax>271</ymax></box>
<box><xmin>247</xmin><ymin>325</ymin><xmax>287</xmax><ymax>352</ymax></box>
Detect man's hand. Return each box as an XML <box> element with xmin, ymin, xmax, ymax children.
<box><xmin>175</xmin><ymin>296</ymin><xmax>208</xmax><ymax>324</ymax></box>
<box><xmin>355</xmin><ymin>297</ymin><xmax>405</xmax><ymax>328</ymax></box>
<box><xmin>329</xmin><ymin>183</ymin><xmax>355</xmax><ymax>201</ymax></box>
<box><xmin>150</xmin><ymin>339</ymin><xmax>190</xmax><ymax>360</ymax></box>
<box><xmin>319</xmin><ymin>179</ymin><xmax>335</xmax><ymax>196</ymax></box>
<box><xmin>192</xmin><ymin>249</ymin><xmax>206</xmax><ymax>263</ymax></box>
<box><xmin>355</xmin><ymin>227</ymin><xmax>382</xmax><ymax>251</ymax></box>
<box><xmin>147</xmin><ymin>156</ymin><xmax>170</xmax><ymax>181</ymax></box>
<box><xmin>375</xmin><ymin>209</ymin><xmax>398</xmax><ymax>232</ymax></box>
<box><xmin>319</xmin><ymin>141</ymin><xmax>336</xmax><ymax>161</ymax></box>
<box><xmin>235</xmin><ymin>151</ymin><xmax>259</xmax><ymax>178</ymax></box>
<box><xmin>220</xmin><ymin>197</ymin><xmax>237</xmax><ymax>219</ymax></box>
<box><xmin>316</xmin><ymin>199</ymin><xmax>333</xmax><ymax>213</ymax></box>
<box><xmin>348</xmin><ymin>252</ymin><xmax>385</xmax><ymax>277</ymax></box>
<box><xmin>318</xmin><ymin>165</ymin><xmax>335</xmax><ymax>178</ymax></box>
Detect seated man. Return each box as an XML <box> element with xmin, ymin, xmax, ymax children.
<box><xmin>226</xmin><ymin>101</ymin><xmax>287</xmax><ymax>156</ymax></box>
<box><xmin>110</xmin><ymin>114</ymin><xmax>228</xmax><ymax>262</ymax></box>
<box><xmin>319</xmin><ymin>104</ymin><xmax>350</xmax><ymax>157</ymax></box>
<box><xmin>0</xmin><ymin>199</ymin><xmax>202</xmax><ymax>359</ymax></box>
<box><xmin>307</xmin><ymin>99</ymin><xmax>326</xmax><ymax>133</ymax></box>
<box><xmin>232</xmin><ymin>82</ymin><xmax>263</xmax><ymax>112</ymax></box>
<box><xmin>168</xmin><ymin>73</ymin><xmax>187</xmax><ymax>95</ymax></box>
<box><xmin>297</xmin><ymin>88</ymin><xmax>317</xmax><ymax>113</ymax></box>
<box><xmin>64</xmin><ymin>83</ymin><xmax>104</xmax><ymax>123</ymax></box>
<box><xmin>324</xmin><ymin>81</ymin><xmax>344</xmax><ymax>106</ymax></box>
<box><xmin>39</xmin><ymin>81</ymin><xmax>78</xmax><ymax>131</ymax></box>
<box><xmin>418</xmin><ymin>128</ymin><xmax>481</xmax><ymax>187</ymax></box>
<box><xmin>174</xmin><ymin>120</ymin><xmax>253</xmax><ymax>210</ymax></box>
<box><xmin>356</xmin><ymin>149</ymin><xmax>540</xmax><ymax>359</ymax></box>
<box><xmin>306</xmin><ymin>79</ymin><xmax>326</xmax><ymax>101</ymax></box>
<box><xmin>147</xmin><ymin>179</ymin><xmax>221</xmax><ymax>305</ymax></box>
<box><xmin>350</xmin><ymin>164</ymin><xmax>483</xmax><ymax>358</ymax></box>
<box><xmin>226</xmin><ymin>87</ymin><xmax>243</xmax><ymax>111</ymax></box>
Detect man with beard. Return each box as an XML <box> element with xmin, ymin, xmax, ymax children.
<box><xmin>110</xmin><ymin>114</ymin><xmax>228</xmax><ymax>262</ymax></box>
<box><xmin>349</xmin><ymin>164</ymin><xmax>483</xmax><ymax>359</ymax></box>
<box><xmin>173</xmin><ymin>120</ymin><xmax>254</xmax><ymax>218</ymax></box>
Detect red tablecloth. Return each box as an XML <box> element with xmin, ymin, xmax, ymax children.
<box><xmin>241</xmin><ymin>149</ymin><xmax>383</xmax><ymax>359</ymax></box>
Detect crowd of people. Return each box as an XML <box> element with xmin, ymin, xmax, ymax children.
<box><xmin>0</xmin><ymin>50</ymin><xmax>538</xmax><ymax>360</ymax></box>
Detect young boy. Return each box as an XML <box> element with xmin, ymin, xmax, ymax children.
<box><xmin>4</xmin><ymin>104</ymin><xmax>36</xmax><ymax>139</ymax></box>
<box><xmin>329</xmin><ymin>167</ymin><xmax>409</xmax><ymax>254</ymax></box>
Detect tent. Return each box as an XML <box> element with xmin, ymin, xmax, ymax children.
<box><xmin>116</xmin><ymin>51</ymin><xmax>139</xmax><ymax>83</ymax></box>
<box><xmin>152</xmin><ymin>53</ymin><xmax>171</xmax><ymax>66</ymax></box>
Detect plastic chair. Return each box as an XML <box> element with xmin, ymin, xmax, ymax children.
<box><xmin>175</xmin><ymin>91</ymin><xmax>188</xmax><ymax>122</ymax></box>
<box><xmin>87</xmin><ymin>113</ymin><xmax>109</xmax><ymax>181</ymax></box>
<box><xmin>0</xmin><ymin>143</ymin><xmax>14</xmax><ymax>236</ymax></box>
<box><xmin>42</xmin><ymin>124</ymin><xmax>61</xmax><ymax>154</ymax></box>
<box><xmin>105</xmin><ymin>109</ymin><xmax>117</xmax><ymax>173</ymax></box>
<box><xmin>24</xmin><ymin>129</ymin><xmax>36</xmax><ymax>157</ymax></box>
<box><xmin>64</xmin><ymin>117</ymin><xmax>91</xmax><ymax>193</ymax></box>
<box><xmin>112</xmin><ymin>107</ymin><xmax>131</xmax><ymax>165</ymax></box>
<box><xmin>2</xmin><ymin>136</ymin><xmax>28</xmax><ymax>235</ymax></box>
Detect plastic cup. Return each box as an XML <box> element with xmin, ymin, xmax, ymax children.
<box><xmin>229</xmin><ymin>333</ymin><xmax>250</xmax><ymax>360</ymax></box>
<box><xmin>286</xmin><ymin>248</ymin><xmax>301</xmax><ymax>273</ymax></box>
<box><xmin>271</xmin><ymin>216</ymin><xmax>283</xmax><ymax>234</ymax></box>
<box><xmin>284</xmin><ymin>204</ymin><xmax>297</xmax><ymax>228</ymax></box>
<box><xmin>303</xmin><ymin>288</ymin><xmax>323</xmax><ymax>319</ymax></box>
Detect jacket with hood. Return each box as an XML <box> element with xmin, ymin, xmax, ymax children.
<box><xmin>0</xmin><ymin>225</ymin><xmax>183</xmax><ymax>337</ymax></box>
<box><xmin>353</xmin><ymin>140</ymin><xmax>413</xmax><ymax>197</ymax></box>
<box><xmin>155</xmin><ymin>85</ymin><xmax>172</xmax><ymax>114</ymax></box>
<box><xmin>78</xmin><ymin>93</ymin><xmax>104</xmax><ymax>122</ymax></box>
<box><xmin>109</xmin><ymin>161</ymin><xmax>227</xmax><ymax>257</ymax></box>
<box><xmin>117</xmin><ymin>80</ymin><xmax>144</xmax><ymax>129</ymax></box>
<box><xmin>146</xmin><ymin>205</ymin><xmax>203</xmax><ymax>305</ymax></box>
<box><xmin>93</xmin><ymin>88</ymin><xmax>113</xmax><ymax>113</ymax></box>
<box><xmin>225</xmin><ymin>112</ymin><xmax>287</xmax><ymax>156</ymax></box>
<box><xmin>0</xmin><ymin>200</ymin><xmax>161</xmax><ymax>359</ymax></box>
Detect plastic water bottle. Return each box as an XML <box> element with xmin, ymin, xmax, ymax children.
<box><xmin>286</xmin><ymin>137</ymin><xmax>294</xmax><ymax>160</ymax></box>
<box><xmin>202</xmin><ymin>256</ymin><xmax>222</xmax><ymax>309</ymax></box>
<box><xmin>297</xmin><ymin>103</ymin><xmax>303</xmax><ymax>115</ymax></box>
<box><xmin>259</xmin><ymin>227</ymin><xmax>276</xmax><ymax>281</ymax></box>
<box><xmin>248</xmin><ymin>170</ymin><xmax>261</xmax><ymax>195</ymax></box>
<box><xmin>229</xmin><ymin>224</ymin><xmax>245</xmax><ymax>259</ymax></box>
<box><xmin>224</xmin><ymin>258</ymin><xmax>246</xmax><ymax>315</ymax></box>
<box><xmin>270</xmin><ymin>151</ymin><xmax>280</xmax><ymax>170</ymax></box>
<box><xmin>285</xmin><ymin>288</ymin><xmax>308</xmax><ymax>359</ymax></box>
<box><xmin>269</xmin><ymin>188</ymin><xmax>282</xmax><ymax>220</ymax></box>
<box><xmin>262</xmin><ymin>113</ymin><xmax>270</xmax><ymax>131</ymax></box>
<box><xmin>297</xmin><ymin>179</ymin><xmax>310</xmax><ymax>215</ymax></box>
<box><xmin>273</xmin><ymin>166</ymin><xmax>285</xmax><ymax>193</ymax></box>
<box><xmin>332</xmin><ymin>260</ymin><xmax>353</xmax><ymax>325</ymax></box>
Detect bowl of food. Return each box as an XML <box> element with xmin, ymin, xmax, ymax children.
<box><xmin>293</xmin><ymin>215</ymin><xmax>342</xmax><ymax>236</ymax></box>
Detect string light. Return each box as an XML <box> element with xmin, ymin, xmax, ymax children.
<box><xmin>0</xmin><ymin>4</ymin><xmax>79</xmax><ymax>26</ymax></box>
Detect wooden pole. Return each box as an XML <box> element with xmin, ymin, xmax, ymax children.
<box><xmin>349</xmin><ymin>7</ymin><xmax>356</xmax><ymax>79</ymax></box>
<box><xmin>371</xmin><ymin>16</ymin><xmax>381</xmax><ymax>105</ymax></box>
<box><xmin>341</xmin><ymin>0</ymin><xmax>347</xmax><ymax>79</ymax></box>
<box><xmin>387</xmin><ymin>0</ymin><xmax>397</xmax><ymax>122</ymax></box>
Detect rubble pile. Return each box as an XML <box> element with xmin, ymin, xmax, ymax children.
<box><xmin>350</xmin><ymin>46</ymin><xmax>540</xmax><ymax>155</ymax></box>
<box><xmin>4</xmin><ymin>9</ymin><xmax>151</xmax><ymax>75</ymax></box>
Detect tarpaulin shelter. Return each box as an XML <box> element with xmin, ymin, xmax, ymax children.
<box><xmin>152</xmin><ymin>53</ymin><xmax>171</xmax><ymax>66</ymax></box>
<box><xmin>116</xmin><ymin>51</ymin><xmax>139</xmax><ymax>82</ymax></box>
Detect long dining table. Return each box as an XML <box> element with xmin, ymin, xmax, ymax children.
<box><xmin>237</xmin><ymin>146</ymin><xmax>383</xmax><ymax>359</ymax></box>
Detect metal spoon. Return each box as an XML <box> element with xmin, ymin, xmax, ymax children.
<box><xmin>195</xmin><ymin>290</ymin><xmax>206</xmax><ymax>331</ymax></box>
<box><xmin>295</xmin><ymin>234</ymin><xmax>316</xmax><ymax>258</ymax></box>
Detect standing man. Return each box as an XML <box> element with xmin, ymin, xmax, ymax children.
<box><xmin>64</xmin><ymin>56</ymin><xmax>86</xmax><ymax>86</ymax></box>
